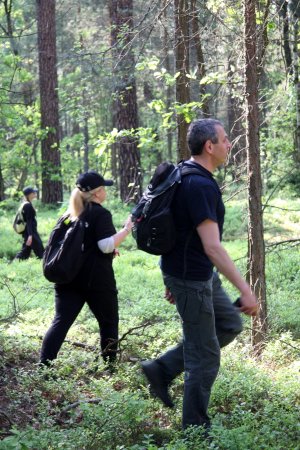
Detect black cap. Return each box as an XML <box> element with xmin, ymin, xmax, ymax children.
<box><xmin>76</xmin><ymin>170</ymin><xmax>114</xmax><ymax>192</ymax></box>
<box><xmin>23</xmin><ymin>187</ymin><xmax>38</xmax><ymax>196</ymax></box>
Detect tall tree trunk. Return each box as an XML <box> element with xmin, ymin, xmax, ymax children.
<box><xmin>277</xmin><ymin>0</ymin><xmax>293</xmax><ymax>75</ymax></box>
<box><xmin>111</xmin><ymin>106</ymin><xmax>119</xmax><ymax>192</ymax></box>
<box><xmin>3</xmin><ymin>0</ymin><xmax>18</xmax><ymax>55</ymax></box>
<box><xmin>37</xmin><ymin>0</ymin><xmax>63</xmax><ymax>204</ymax></box>
<box><xmin>109</xmin><ymin>0</ymin><xmax>142</xmax><ymax>203</ymax></box>
<box><xmin>227</xmin><ymin>59</ymin><xmax>246</xmax><ymax>177</ymax></box>
<box><xmin>290</xmin><ymin>0</ymin><xmax>300</xmax><ymax>162</ymax></box>
<box><xmin>244</xmin><ymin>0</ymin><xmax>267</xmax><ymax>353</ymax></box>
<box><xmin>191</xmin><ymin>0</ymin><xmax>210</xmax><ymax>117</ymax></box>
<box><xmin>174</xmin><ymin>0</ymin><xmax>190</xmax><ymax>160</ymax></box>
<box><xmin>83</xmin><ymin>116</ymin><xmax>89</xmax><ymax>172</ymax></box>
<box><xmin>163</xmin><ymin>0</ymin><xmax>174</xmax><ymax>161</ymax></box>
<box><xmin>0</xmin><ymin>163</ymin><xmax>4</xmax><ymax>201</ymax></box>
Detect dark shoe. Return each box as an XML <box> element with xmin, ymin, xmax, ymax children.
<box><xmin>141</xmin><ymin>360</ymin><xmax>174</xmax><ymax>408</ymax></box>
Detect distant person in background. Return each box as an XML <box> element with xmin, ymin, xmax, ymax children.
<box><xmin>40</xmin><ymin>171</ymin><xmax>133</xmax><ymax>368</ymax></box>
<box><xmin>14</xmin><ymin>187</ymin><xmax>44</xmax><ymax>260</ymax></box>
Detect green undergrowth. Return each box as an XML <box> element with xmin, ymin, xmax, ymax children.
<box><xmin>0</xmin><ymin>195</ymin><xmax>299</xmax><ymax>449</ymax></box>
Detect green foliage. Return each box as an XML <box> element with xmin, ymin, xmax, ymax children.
<box><xmin>260</xmin><ymin>84</ymin><xmax>300</xmax><ymax>195</ymax></box>
<box><xmin>222</xmin><ymin>200</ymin><xmax>248</xmax><ymax>241</ymax></box>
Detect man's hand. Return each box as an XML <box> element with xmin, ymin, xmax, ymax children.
<box><xmin>26</xmin><ymin>235</ymin><xmax>32</xmax><ymax>246</ymax></box>
<box><xmin>164</xmin><ymin>288</ymin><xmax>175</xmax><ymax>304</ymax></box>
<box><xmin>239</xmin><ymin>290</ymin><xmax>258</xmax><ymax>316</ymax></box>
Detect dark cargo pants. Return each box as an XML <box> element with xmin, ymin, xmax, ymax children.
<box><xmin>157</xmin><ymin>271</ymin><xmax>243</xmax><ymax>429</ymax></box>
<box><xmin>15</xmin><ymin>231</ymin><xmax>44</xmax><ymax>260</ymax></box>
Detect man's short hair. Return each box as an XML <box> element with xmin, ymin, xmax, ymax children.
<box><xmin>187</xmin><ymin>119</ymin><xmax>223</xmax><ymax>155</ymax></box>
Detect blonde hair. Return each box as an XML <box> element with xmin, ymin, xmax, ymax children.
<box><xmin>68</xmin><ymin>186</ymin><xmax>102</xmax><ymax>218</ymax></box>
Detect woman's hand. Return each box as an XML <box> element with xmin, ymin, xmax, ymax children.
<box><xmin>123</xmin><ymin>215</ymin><xmax>133</xmax><ymax>233</ymax></box>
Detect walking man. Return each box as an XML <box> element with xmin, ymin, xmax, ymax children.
<box><xmin>141</xmin><ymin>119</ymin><xmax>258</xmax><ymax>431</ymax></box>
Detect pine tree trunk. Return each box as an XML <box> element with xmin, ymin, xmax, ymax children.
<box><xmin>227</xmin><ymin>59</ymin><xmax>246</xmax><ymax>175</ymax></box>
<box><xmin>290</xmin><ymin>1</ymin><xmax>300</xmax><ymax>163</ymax></box>
<box><xmin>174</xmin><ymin>0</ymin><xmax>190</xmax><ymax>160</ymax></box>
<box><xmin>37</xmin><ymin>0</ymin><xmax>63</xmax><ymax>204</ymax></box>
<box><xmin>163</xmin><ymin>0</ymin><xmax>174</xmax><ymax>161</ymax></box>
<box><xmin>191</xmin><ymin>0</ymin><xmax>210</xmax><ymax>117</ymax></box>
<box><xmin>109</xmin><ymin>0</ymin><xmax>142</xmax><ymax>203</ymax></box>
<box><xmin>0</xmin><ymin>164</ymin><xmax>4</xmax><ymax>201</ymax></box>
<box><xmin>276</xmin><ymin>0</ymin><xmax>293</xmax><ymax>75</ymax></box>
<box><xmin>244</xmin><ymin>0</ymin><xmax>267</xmax><ymax>353</ymax></box>
<box><xmin>83</xmin><ymin>116</ymin><xmax>89</xmax><ymax>173</ymax></box>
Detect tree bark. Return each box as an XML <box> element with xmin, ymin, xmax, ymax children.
<box><xmin>191</xmin><ymin>0</ymin><xmax>210</xmax><ymax>117</ymax></box>
<box><xmin>174</xmin><ymin>0</ymin><xmax>190</xmax><ymax>160</ymax></box>
<box><xmin>227</xmin><ymin>59</ymin><xmax>246</xmax><ymax>176</ymax></box>
<box><xmin>37</xmin><ymin>0</ymin><xmax>63</xmax><ymax>204</ymax></box>
<box><xmin>2</xmin><ymin>0</ymin><xmax>18</xmax><ymax>55</ymax></box>
<box><xmin>83</xmin><ymin>116</ymin><xmax>89</xmax><ymax>173</ymax></box>
<box><xmin>290</xmin><ymin>0</ymin><xmax>300</xmax><ymax>163</ymax></box>
<box><xmin>0</xmin><ymin>164</ymin><xmax>4</xmax><ymax>201</ymax></box>
<box><xmin>244</xmin><ymin>0</ymin><xmax>267</xmax><ymax>353</ymax></box>
<box><xmin>163</xmin><ymin>0</ymin><xmax>174</xmax><ymax>161</ymax></box>
<box><xmin>276</xmin><ymin>0</ymin><xmax>293</xmax><ymax>75</ymax></box>
<box><xmin>109</xmin><ymin>0</ymin><xmax>142</xmax><ymax>203</ymax></box>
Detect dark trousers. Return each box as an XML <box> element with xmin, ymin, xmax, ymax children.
<box><xmin>157</xmin><ymin>271</ymin><xmax>243</xmax><ymax>429</ymax></box>
<box><xmin>15</xmin><ymin>231</ymin><xmax>44</xmax><ymax>260</ymax></box>
<box><xmin>40</xmin><ymin>285</ymin><xmax>119</xmax><ymax>364</ymax></box>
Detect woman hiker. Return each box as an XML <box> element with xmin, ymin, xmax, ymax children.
<box><xmin>40</xmin><ymin>170</ymin><xmax>133</xmax><ymax>368</ymax></box>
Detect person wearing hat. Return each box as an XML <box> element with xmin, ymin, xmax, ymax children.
<box><xmin>40</xmin><ymin>170</ymin><xmax>133</xmax><ymax>368</ymax></box>
<box><xmin>14</xmin><ymin>187</ymin><xmax>44</xmax><ymax>260</ymax></box>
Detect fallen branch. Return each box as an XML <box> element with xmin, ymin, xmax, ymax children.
<box><xmin>61</xmin><ymin>397</ymin><xmax>102</xmax><ymax>413</ymax></box>
<box><xmin>63</xmin><ymin>340</ymin><xmax>96</xmax><ymax>351</ymax></box>
<box><xmin>102</xmin><ymin>318</ymin><xmax>164</xmax><ymax>356</ymax></box>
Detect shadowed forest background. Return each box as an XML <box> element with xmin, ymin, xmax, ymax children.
<box><xmin>0</xmin><ymin>0</ymin><xmax>299</xmax><ymax>449</ymax></box>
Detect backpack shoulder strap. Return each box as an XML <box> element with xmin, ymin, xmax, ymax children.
<box><xmin>180</xmin><ymin>161</ymin><xmax>210</xmax><ymax>178</ymax></box>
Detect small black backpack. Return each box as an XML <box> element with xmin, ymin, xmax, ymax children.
<box><xmin>131</xmin><ymin>161</ymin><xmax>205</xmax><ymax>255</ymax></box>
<box><xmin>43</xmin><ymin>211</ymin><xmax>89</xmax><ymax>284</ymax></box>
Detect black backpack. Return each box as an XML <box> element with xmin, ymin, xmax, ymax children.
<box><xmin>131</xmin><ymin>161</ymin><xmax>205</xmax><ymax>255</ymax></box>
<box><xmin>43</xmin><ymin>211</ymin><xmax>89</xmax><ymax>284</ymax></box>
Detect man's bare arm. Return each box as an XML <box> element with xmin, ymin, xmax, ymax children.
<box><xmin>197</xmin><ymin>219</ymin><xmax>258</xmax><ymax>316</ymax></box>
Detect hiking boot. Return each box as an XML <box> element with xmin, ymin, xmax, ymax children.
<box><xmin>141</xmin><ymin>360</ymin><xmax>174</xmax><ymax>408</ymax></box>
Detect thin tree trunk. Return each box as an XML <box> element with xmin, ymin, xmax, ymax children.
<box><xmin>290</xmin><ymin>0</ymin><xmax>300</xmax><ymax>161</ymax></box>
<box><xmin>111</xmin><ymin>105</ymin><xmax>119</xmax><ymax>192</ymax></box>
<box><xmin>83</xmin><ymin>116</ymin><xmax>89</xmax><ymax>172</ymax></box>
<box><xmin>277</xmin><ymin>0</ymin><xmax>293</xmax><ymax>75</ymax></box>
<box><xmin>244</xmin><ymin>0</ymin><xmax>267</xmax><ymax>353</ymax></box>
<box><xmin>3</xmin><ymin>0</ymin><xmax>18</xmax><ymax>55</ymax></box>
<box><xmin>227</xmin><ymin>59</ymin><xmax>246</xmax><ymax>177</ymax></box>
<box><xmin>0</xmin><ymin>163</ymin><xmax>5</xmax><ymax>201</ymax></box>
<box><xmin>174</xmin><ymin>0</ymin><xmax>190</xmax><ymax>160</ymax></box>
<box><xmin>109</xmin><ymin>0</ymin><xmax>142</xmax><ymax>203</ymax></box>
<box><xmin>37</xmin><ymin>0</ymin><xmax>63</xmax><ymax>204</ymax></box>
<box><xmin>191</xmin><ymin>0</ymin><xmax>210</xmax><ymax>116</ymax></box>
<box><xmin>163</xmin><ymin>0</ymin><xmax>174</xmax><ymax>161</ymax></box>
